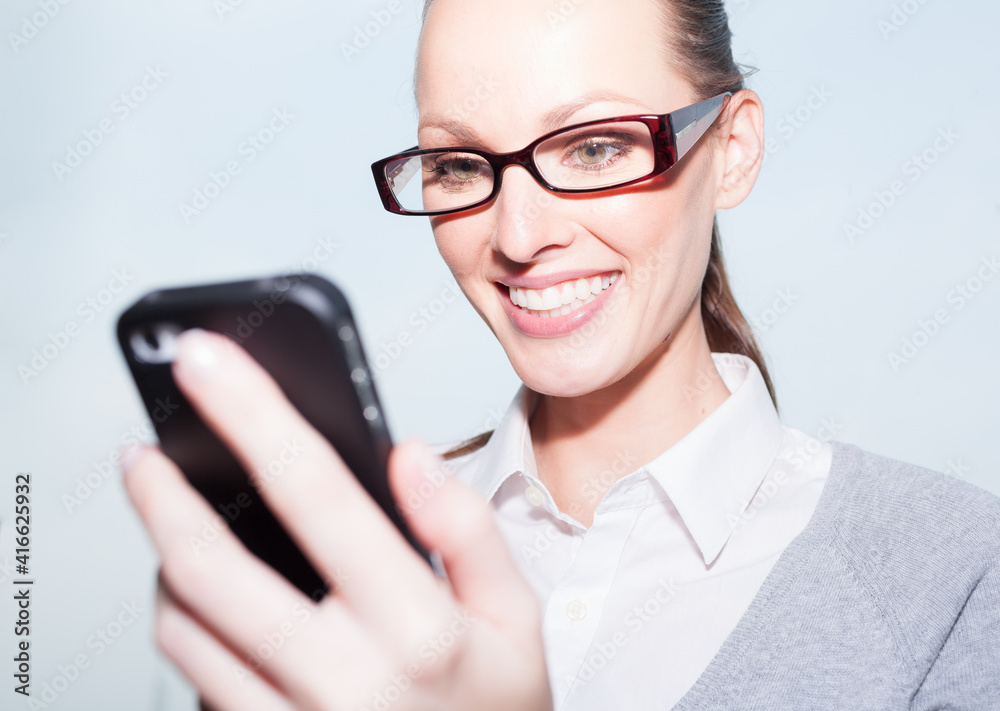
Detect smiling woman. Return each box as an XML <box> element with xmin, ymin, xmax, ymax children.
<box><xmin>121</xmin><ymin>0</ymin><xmax>999</xmax><ymax>709</ymax></box>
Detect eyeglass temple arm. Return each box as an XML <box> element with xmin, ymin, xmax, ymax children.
<box><xmin>669</xmin><ymin>92</ymin><xmax>732</xmax><ymax>160</ymax></box>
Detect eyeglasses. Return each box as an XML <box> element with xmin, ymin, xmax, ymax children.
<box><xmin>371</xmin><ymin>92</ymin><xmax>731</xmax><ymax>217</ymax></box>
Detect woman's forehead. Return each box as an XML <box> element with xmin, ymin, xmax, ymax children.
<box><xmin>415</xmin><ymin>0</ymin><xmax>682</xmax><ymax>122</ymax></box>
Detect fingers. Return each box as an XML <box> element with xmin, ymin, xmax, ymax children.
<box><xmin>168</xmin><ymin>329</ymin><xmax>450</xmax><ymax>641</ymax></box>
<box><xmin>155</xmin><ymin>573</ymin><xmax>392</xmax><ymax>711</ymax></box>
<box><xmin>155</xmin><ymin>583</ymin><xmax>296</xmax><ymax>711</ymax></box>
<box><xmin>389</xmin><ymin>439</ymin><xmax>542</xmax><ymax>634</ymax></box>
<box><xmin>123</xmin><ymin>444</ymin><xmax>349</xmax><ymax>695</ymax></box>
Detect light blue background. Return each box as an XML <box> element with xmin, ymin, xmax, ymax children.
<box><xmin>1</xmin><ymin>0</ymin><xmax>997</xmax><ymax>708</ymax></box>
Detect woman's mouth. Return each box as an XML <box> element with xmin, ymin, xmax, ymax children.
<box><xmin>508</xmin><ymin>272</ymin><xmax>619</xmax><ymax>318</ymax></box>
<box><xmin>498</xmin><ymin>270</ymin><xmax>621</xmax><ymax>337</ymax></box>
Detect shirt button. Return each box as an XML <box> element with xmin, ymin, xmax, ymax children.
<box><xmin>565</xmin><ymin>600</ymin><xmax>587</xmax><ymax>622</ymax></box>
<box><xmin>525</xmin><ymin>485</ymin><xmax>545</xmax><ymax>507</ymax></box>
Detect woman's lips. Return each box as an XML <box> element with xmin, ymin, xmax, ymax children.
<box><xmin>498</xmin><ymin>271</ymin><xmax>621</xmax><ymax>337</ymax></box>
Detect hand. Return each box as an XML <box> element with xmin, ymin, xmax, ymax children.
<box><xmin>122</xmin><ymin>329</ymin><xmax>552</xmax><ymax>711</ymax></box>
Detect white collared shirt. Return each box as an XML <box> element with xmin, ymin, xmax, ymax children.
<box><xmin>440</xmin><ymin>353</ymin><xmax>833</xmax><ymax>709</ymax></box>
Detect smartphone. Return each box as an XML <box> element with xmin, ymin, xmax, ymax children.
<box><xmin>116</xmin><ymin>273</ymin><xmax>430</xmax><ymax>600</ymax></box>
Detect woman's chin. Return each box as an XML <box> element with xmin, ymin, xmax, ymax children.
<box><xmin>507</xmin><ymin>349</ymin><xmax>625</xmax><ymax>398</ymax></box>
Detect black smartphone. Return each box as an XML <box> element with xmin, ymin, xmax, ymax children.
<box><xmin>116</xmin><ymin>273</ymin><xmax>430</xmax><ymax>600</ymax></box>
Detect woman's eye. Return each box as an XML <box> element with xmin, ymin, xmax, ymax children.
<box><xmin>450</xmin><ymin>159</ymin><xmax>481</xmax><ymax>179</ymax></box>
<box><xmin>575</xmin><ymin>142</ymin><xmax>617</xmax><ymax>165</ymax></box>
<box><xmin>438</xmin><ymin>157</ymin><xmax>485</xmax><ymax>180</ymax></box>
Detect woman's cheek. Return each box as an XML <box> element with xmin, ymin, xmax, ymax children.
<box><xmin>432</xmin><ymin>229</ymin><xmax>466</xmax><ymax>274</ymax></box>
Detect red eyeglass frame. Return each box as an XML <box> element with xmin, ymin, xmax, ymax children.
<box><xmin>371</xmin><ymin>92</ymin><xmax>733</xmax><ymax>216</ymax></box>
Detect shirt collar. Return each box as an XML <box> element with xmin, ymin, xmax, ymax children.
<box><xmin>453</xmin><ymin>352</ymin><xmax>785</xmax><ymax>566</ymax></box>
<box><xmin>642</xmin><ymin>353</ymin><xmax>785</xmax><ymax>565</ymax></box>
<box><xmin>457</xmin><ymin>381</ymin><xmax>539</xmax><ymax>502</ymax></box>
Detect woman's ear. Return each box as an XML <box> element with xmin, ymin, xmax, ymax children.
<box><xmin>714</xmin><ymin>88</ymin><xmax>765</xmax><ymax>210</ymax></box>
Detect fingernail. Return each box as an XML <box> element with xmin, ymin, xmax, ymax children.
<box><xmin>119</xmin><ymin>443</ymin><xmax>146</xmax><ymax>473</ymax></box>
<box><xmin>175</xmin><ymin>328</ymin><xmax>220</xmax><ymax>379</ymax></box>
<box><xmin>413</xmin><ymin>439</ymin><xmax>449</xmax><ymax>481</ymax></box>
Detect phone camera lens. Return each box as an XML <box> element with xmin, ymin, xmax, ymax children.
<box><xmin>130</xmin><ymin>322</ymin><xmax>183</xmax><ymax>364</ymax></box>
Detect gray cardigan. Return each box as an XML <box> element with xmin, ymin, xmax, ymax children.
<box><xmin>671</xmin><ymin>439</ymin><xmax>1000</xmax><ymax>710</ymax></box>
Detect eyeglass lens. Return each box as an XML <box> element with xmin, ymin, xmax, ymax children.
<box><xmin>383</xmin><ymin>120</ymin><xmax>656</xmax><ymax>213</ymax></box>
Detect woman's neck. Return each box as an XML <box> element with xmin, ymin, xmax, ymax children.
<box><xmin>529</xmin><ymin>308</ymin><xmax>732</xmax><ymax>528</ymax></box>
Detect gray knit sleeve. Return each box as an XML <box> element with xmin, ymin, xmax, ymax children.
<box><xmin>910</xmin><ymin>559</ymin><xmax>1000</xmax><ymax>709</ymax></box>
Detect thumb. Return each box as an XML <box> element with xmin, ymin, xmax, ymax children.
<box><xmin>389</xmin><ymin>438</ymin><xmax>540</xmax><ymax>628</ymax></box>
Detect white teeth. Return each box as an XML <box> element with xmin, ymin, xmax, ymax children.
<box><xmin>509</xmin><ymin>271</ymin><xmax>620</xmax><ymax>319</ymax></box>
<box><xmin>540</xmin><ymin>286</ymin><xmax>562</xmax><ymax>310</ymax></box>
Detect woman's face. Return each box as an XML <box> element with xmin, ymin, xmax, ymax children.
<box><xmin>416</xmin><ymin>0</ymin><xmax>733</xmax><ymax>397</ymax></box>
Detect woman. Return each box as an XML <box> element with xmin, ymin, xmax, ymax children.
<box><xmin>123</xmin><ymin>0</ymin><xmax>1000</xmax><ymax>709</ymax></box>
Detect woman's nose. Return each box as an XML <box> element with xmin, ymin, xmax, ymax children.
<box><xmin>490</xmin><ymin>166</ymin><xmax>575</xmax><ymax>263</ymax></box>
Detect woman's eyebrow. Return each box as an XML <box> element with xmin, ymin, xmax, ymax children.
<box><xmin>417</xmin><ymin>89</ymin><xmax>648</xmax><ymax>146</ymax></box>
<box><xmin>540</xmin><ymin>90</ymin><xmax>647</xmax><ymax>132</ymax></box>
